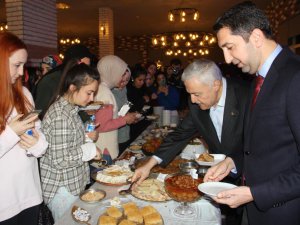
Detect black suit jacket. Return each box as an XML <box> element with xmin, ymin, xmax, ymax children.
<box><xmin>155</xmin><ymin>78</ymin><xmax>250</xmax><ymax>167</ymax></box>
<box><xmin>233</xmin><ymin>48</ymin><xmax>300</xmax><ymax>225</ymax></box>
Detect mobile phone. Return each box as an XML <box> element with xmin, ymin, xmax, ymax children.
<box><xmin>21</xmin><ymin>110</ymin><xmax>42</xmax><ymax>120</ymax></box>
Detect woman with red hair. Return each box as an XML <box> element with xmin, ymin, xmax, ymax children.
<box><xmin>0</xmin><ymin>32</ymin><xmax>48</xmax><ymax>224</ymax></box>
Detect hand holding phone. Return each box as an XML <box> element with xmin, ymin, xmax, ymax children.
<box><xmin>9</xmin><ymin>111</ymin><xmax>40</xmax><ymax>136</ymax></box>
<box><xmin>21</xmin><ymin>110</ymin><xmax>42</xmax><ymax>121</ymax></box>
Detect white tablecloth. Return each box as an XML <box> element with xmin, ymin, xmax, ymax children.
<box><xmin>54</xmin><ymin>124</ymin><xmax>221</xmax><ymax>225</ymax></box>
<box><xmin>54</xmin><ymin>181</ymin><xmax>221</xmax><ymax>225</ymax></box>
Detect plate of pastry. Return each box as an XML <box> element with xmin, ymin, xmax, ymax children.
<box><xmin>131</xmin><ymin>178</ymin><xmax>171</xmax><ymax>202</ymax></box>
<box><xmin>79</xmin><ymin>101</ymin><xmax>103</xmax><ymax>111</ymax></box>
<box><xmin>98</xmin><ymin>201</ymin><xmax>163</xmax><ymax>225</ymax></box>
<box><xmin>195</xmin><ymin>153</ymin><xmax>226</xmax><ymax>166</ymax></box>
<box><xmin>92</xmin><ymin>165</ymin><xmax>133</xmax><ymax>186</ymax></box>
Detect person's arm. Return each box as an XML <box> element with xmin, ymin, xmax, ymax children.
<box><xmin>23</xmin><ymin>87</ymin><xmax>48</xmax><ymax>157</ymax></box>
<box><xmin>132</xmin><ymin>157</ymin><xmax>159</xmax><ymax>184</ymax></box>
<box><xmin>95</xmin><ymin>105</ymin><xmax>126</xmax><ymax>132</ymax></box>
<box><xmin>154</xmin><ymin>110</ymin><xmax>198</xmax><ymax>167</ymax></box>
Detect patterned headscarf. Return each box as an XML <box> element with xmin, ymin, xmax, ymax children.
<box><xmin>41</xmin><ymin>55</ymin><xmax>62</xmax><ymax>69</ymax></box>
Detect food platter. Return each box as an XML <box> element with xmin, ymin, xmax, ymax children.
<box><xmin>91</xmin><ymin>172</ymin><xmax>129</xmax><ymax>186</ymax></box>
<box><xmin>164</xmin><ymin>173</ymin><xmax>203</xmax><ymax>203</ymax></box>
<box><xmin>71</xmin><ymin>205</ymin><xmax>91</xmax><ymax>224</ymax></box>
<box><xmin>195</xmin><ymin>154</ymin><xmax>226</xmax><ymax>166</ymax></box>
<box><xmin>131</xmin><ymin>178</ymin><xmax>171</xmax><ymax>202</ymax></box>
<box><xmin>91</xmin><ymin>165</ymin><xmax>133</xmax><ymax>186</ymax></box>
<box><xmin>98</xmin><ymin>201</ymin><xmax>164</xmax><ymax>225</ymax></box>
<box><xmin>79</xmin><ymin>188</ymin><xmax>106</xmax><ymax>203</ymax></box>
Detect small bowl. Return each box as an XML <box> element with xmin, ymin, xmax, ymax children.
<box><xmin>179</xmin><ymin>161</ymin><xmax>199</xmax><ymax>173</ymax></box>
<box><xmin>79</xmin><ymin>188</ymin><xmax>106</xmax><ymax>203</ymax></box>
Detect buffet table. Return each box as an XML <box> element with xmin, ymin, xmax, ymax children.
<box><xmin>54</xmin><ymin>124</ymin><xmax>222</xmax><ymax>225</ymax></box>
<box><xmin>54</xmin><ymin>182</ymin><xmax>221</xmax><ymax>225</ymax></box>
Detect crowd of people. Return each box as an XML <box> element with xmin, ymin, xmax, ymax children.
<box><xmin>1</xmin><ymin>1</ymin><xmax>300</xmax><ymax>225</ymax></box>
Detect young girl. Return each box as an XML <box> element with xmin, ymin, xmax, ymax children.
<box><xmin>40</xmin><ymin>63</ymin><xmax>101</xmax><ymax>221</ymax></box>
<box><xmin>0</xmin><ymin>32</ymin><xmax>48</xmax><ymax>224</ymax></box>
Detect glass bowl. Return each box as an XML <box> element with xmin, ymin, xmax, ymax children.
<box><xmin>164</xmin><ymin>172</ymin><xmax>203</xmax><ymax>203</ymax></box>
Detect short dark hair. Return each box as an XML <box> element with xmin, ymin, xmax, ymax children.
<box><xmin>213</xmin><ymin>1</ymin><xmax>273</xmax><ymax>41</ymax></box>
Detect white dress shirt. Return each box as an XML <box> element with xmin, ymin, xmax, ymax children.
<box><xmin>209</xmin><ymin>77</ymin><xmax>227</xmax><ymax>142</ymax></box>
<box><xmin>153</xmin><ymin>77</ymin><xmax>227</xmax><ymax>164</ymax></box>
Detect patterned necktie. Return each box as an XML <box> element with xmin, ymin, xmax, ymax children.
<box><xmin>251</xmin><ymin>75</ymin><xmax>264</xmax><ymax>110</ymax></box>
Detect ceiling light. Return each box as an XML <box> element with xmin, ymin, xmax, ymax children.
<box><xmin>56</xmin><ymin>2</ymin><xmax>70</xmax><ymax>10</ymax></box>
<box><xmin>168</xmin><ymin>8</ymin><xmax>200</xmax><ymax>23</ymax></box>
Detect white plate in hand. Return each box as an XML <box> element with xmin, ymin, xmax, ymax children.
<box><xmin>80</xmin><ymin>104</ymin><xmax>102</xmax><ymax>111</ymax></box>
<box><xmin>198</xmin><ymin>182</ymin><xmax>237</xmax><ymax>197</ymax></box>
<box><xmin>195</xmin><ymin>154</ymin><xmax>226</xmax><ymax>166</ymax></box>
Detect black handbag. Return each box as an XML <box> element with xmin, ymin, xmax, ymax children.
<box><xmin>38</xmin><ymin>202</ymin><xmax>54</xmax><ymax>225</ymax></box>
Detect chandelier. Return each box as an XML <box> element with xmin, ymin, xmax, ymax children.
<box><xmin>59</xmin><ymin>38</ymin><xmax>81</xmax><ymax>45</ymax></box>
<box><xmin>168</xmin><ymin>8</ymin><xmax>199</xmax><ymax>22</ymax></box>
<box><xmin>151</xmin><ymin>32</ymin><xmax>216</xmax><ymax>57</ymax></box>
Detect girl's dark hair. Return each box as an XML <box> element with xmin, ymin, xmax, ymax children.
<box><xmin>45</xmin><ymin>61</ymin><xmax>100</xmax><ymax>114</ymax></box>
<box><xmin>131</xmin><ymin>64</ymin><xmax>147</xmax><ymax>80</ymax></box>
<box><xmin>58</xmin><ymin>61</ymin><xmax>100</xmax><ymax>96</ymax></box>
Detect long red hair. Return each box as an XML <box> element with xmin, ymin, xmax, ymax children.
<box><xmin>0</xmin><ymin>32</ymin><xmax>32</xmax><ymax>133</ymax></box>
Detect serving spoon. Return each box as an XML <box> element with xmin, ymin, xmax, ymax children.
<box><xmin>71</xmin><ymin>205</ymin><xmax>91</xmax><ymax>225</ymax></box>
<box><xmin>118</xmin><ymin>180</ymin><xmax>136</xmax><ymax>195</ymax></box>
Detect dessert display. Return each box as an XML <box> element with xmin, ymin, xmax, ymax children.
<box><xmin>80</xmin><ymin>189</ymin><xmax>106</xmax><ymax>203</ymax></box>
<box><xmin>98</xmin><ymin>201</ymin><xmax>163</xmax><ymax>225</ymax></box>
<box><xmin>131</xmin><ymin>178</ymin><xmax>171</xmax><ymax>202</ymax></box>
<box><xmin>165</xmin><ymin>173</ymin><xmax>203</xmax><ymax>202</ymax></box>
<box><xmin>95</xmin><ymin>165</ymin><xmax>133</xmax><ymax>185</ymax></box>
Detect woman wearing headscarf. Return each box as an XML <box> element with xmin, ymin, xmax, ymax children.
<box><xmin>94</xmin><ymin>55</ymin><xmax>137</xmax><ymax>160</ymax></box>
<box><xmin>112</xmin><ymin>68</ymin><xmax>132</xmax><ymax>155</ymax></box>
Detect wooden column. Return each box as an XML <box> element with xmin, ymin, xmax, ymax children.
<box><xmin>99</xmin><ymin>7</ymin><xmax>114</xmax><ymax>58</ymax></box>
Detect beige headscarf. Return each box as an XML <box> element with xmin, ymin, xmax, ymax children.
<box><xmin>97</xmin><ymin>55</ymin><xmax>127</xmax><ymax>89</ymax></box>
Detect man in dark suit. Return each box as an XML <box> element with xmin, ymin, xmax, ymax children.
<box><xmin>132</xmin><ymin>59</ymin><xmax>250</xmax><ymax>225</ymax></box>
<box><xmin>204</xmin><ymin>2</ymin><xmax>300</xmax><ymax>225</ymax></box>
